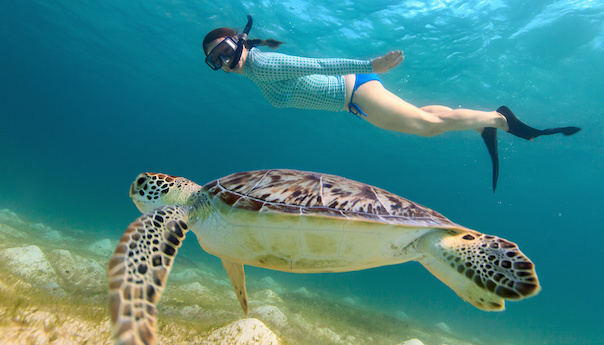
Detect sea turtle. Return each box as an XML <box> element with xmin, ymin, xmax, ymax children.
<box><xmin>108</xmin><ymin>169</ymin><xmax>540</xmax><ymax>345</ymax></box>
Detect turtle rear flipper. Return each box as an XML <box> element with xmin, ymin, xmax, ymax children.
<box><xmin>221</xmin><ymin>259</ymin><xmax>249</xmax><ymax>315</ymax></box>
<box><xmin>418</xmin><ymin>231</ymin><xmax>541</xmax><ymax>311</ymax></box>
<box><xmin>108</xmin><ymin>205</ymin><xmax>191</xmax><ymax>345</ymax></box>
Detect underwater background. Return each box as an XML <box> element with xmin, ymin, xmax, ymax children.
<box><xmin>0</xmin><ymin>0</ymin><xmax>602</xmax><ymax>344</ymax></box>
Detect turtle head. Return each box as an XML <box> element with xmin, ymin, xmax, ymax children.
<box><xmin>129</xmin><ymin>173</ymin><xmax>202</xmax><ymax>213</ymax></box>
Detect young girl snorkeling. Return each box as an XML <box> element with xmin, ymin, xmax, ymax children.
<box><xmin>203</xmin><ymin>15</ymin><xmax>580</xmax><ymax>191</ymax></box>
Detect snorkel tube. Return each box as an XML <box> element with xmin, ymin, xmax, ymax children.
<box><xmin>228</xmin><ymin>14</ymin><xmax>253</xmax><ymax>69</ymax></box>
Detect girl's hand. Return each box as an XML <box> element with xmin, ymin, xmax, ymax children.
<box><xmin>371</xmin><ymin>50</ymin><xmax>404</xmax><ymax>73</ymax></box>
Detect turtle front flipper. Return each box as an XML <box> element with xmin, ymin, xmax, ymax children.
<box><xmin>108</xmin><ymin>205</ymin><xmax>190</xmax><ymax>345</ymax></box>
<box><xmin>418</xmin><ymin>230</ymin><xmax>541</xmax><ymax>311</ymax></box>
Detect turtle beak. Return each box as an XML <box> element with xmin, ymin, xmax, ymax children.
<box><xmin>130</xmin><ymin>173</ymin><xmax>150</xmax><ymax>198</ymax></box>
<box><xmin>129</xmin><ymin>173</ymin><xmax>154</xmax><ymax>213</ymax></box>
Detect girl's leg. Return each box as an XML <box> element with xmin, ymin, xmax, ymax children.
<box><xmin>352</xmin><ymin>82</ymin><xmax>508</xmax><ymax>137</ymax></box>
<box><xmin>347</xmin><ymin>78</ymin><xmax>580</xmax><ymax>191</ymax></box>
<box><xmin>419</xmin><ymin>105</ymin><xmax>508</xmax><ymax>134</ymax></box>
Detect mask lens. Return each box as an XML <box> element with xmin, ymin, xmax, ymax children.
<box><xmin>205</xmin><ymin>37</ymin><xmax>238</xmax><ymax>71</ymax></box>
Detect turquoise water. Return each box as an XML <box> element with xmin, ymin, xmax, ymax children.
<box><xmin>1</xmin><ymin>0</ymin><xmax>602</xmax><ymax>344</ymax></box>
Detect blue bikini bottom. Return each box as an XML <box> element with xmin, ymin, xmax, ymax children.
<box><xmin>348</xmin><ymin>73</ymin><xmax>383</xmax><ymax>117</ymax></box>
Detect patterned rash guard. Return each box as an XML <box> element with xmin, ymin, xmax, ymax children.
<box><xmin>242</xmin><ymin>48</ymin><xmax>374</xmax><ymax>112</ymax></box>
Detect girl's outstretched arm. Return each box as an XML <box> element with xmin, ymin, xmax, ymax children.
<box><xmin>248</xmin><ymin>50</ymin><xmax>373</xmax><ymax>81</ymax></box>
<box><xmin>371</xmin><ymin>50</ymin><xmax>404</xmax><ymax>73</ymax></box>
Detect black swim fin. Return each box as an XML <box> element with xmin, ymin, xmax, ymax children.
<box><xmin>481</xmin><ymin>127</ymin><xmax>499</xmax><ymax>192</ymax></box>
<box><xmin>497</xmin><ymin>106</ymin><xmax>581</xmax><ymax>141</ymax></box>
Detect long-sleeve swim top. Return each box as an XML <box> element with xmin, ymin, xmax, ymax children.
<box><xmin>242</xmin><ymin>48</ymin><xmax>374</xmax><ymax>112</ymax></box>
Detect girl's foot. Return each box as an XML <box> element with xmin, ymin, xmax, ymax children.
<box><xmin>497</xmin><ymin>106</ymin><xmax>581</xmax><ymax>141</ymax></box>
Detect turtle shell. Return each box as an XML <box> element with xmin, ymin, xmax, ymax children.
<box><xmin>203</xmin><ymin>169</ymin><xmax>459</xmax><ymax>229</ymax></box>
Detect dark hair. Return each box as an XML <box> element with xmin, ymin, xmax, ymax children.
<box><xmin>202</xmin><ymin>27</ymin><xmax>284</xmax><ymax>55</ymax></box>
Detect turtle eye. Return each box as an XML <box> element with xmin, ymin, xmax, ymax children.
<box><xmin>136</xmin><ymin>176</ymin><xmax>148</xmax><ymax>187</ymax></box>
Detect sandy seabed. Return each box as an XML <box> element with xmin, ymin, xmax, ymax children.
<box><xmin>0</xmin><ymin>209</ymin><xmax>481</xmax><ymax>345</ymax></box>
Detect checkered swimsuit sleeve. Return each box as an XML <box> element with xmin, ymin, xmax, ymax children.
<box><xmin>242</xmin><ymin>48</ymin><xmax>374</xmax><ymax>112</ymax></box>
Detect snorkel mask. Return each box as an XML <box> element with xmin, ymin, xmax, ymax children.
<box><xmin>205</xmin><ymin>14</ymin><xmax>253</xmax><ymax>71</ymax></box>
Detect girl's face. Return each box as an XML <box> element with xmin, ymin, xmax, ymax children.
<box><xmin>206</xmin><ymin>37</ymin><xmax>247</xmax><ymax>73</ymax></box>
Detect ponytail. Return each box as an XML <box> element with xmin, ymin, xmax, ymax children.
<box><xmin>203</xmin><ymin>27</ymin><xmax>285</xmax><ymax>54</ymax></box>
<box><xmin>245</xmin><ymin>38</ymin><xmax>284</xmax><ymax>49</ymax></box>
